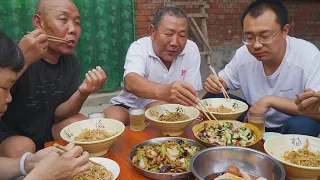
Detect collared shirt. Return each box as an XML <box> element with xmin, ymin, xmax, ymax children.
<box><xmin>219</xmin><ymin>36</ymin><xmax>320</xmax><ymax>128</ymax></box>
<box><xmin>110</xmin><ymin>36</ymin><xmax>202</xmax><ymax>108</ymax></box>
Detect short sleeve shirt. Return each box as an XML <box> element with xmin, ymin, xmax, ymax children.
<box><xmin>110</xmin><ymin>37</ymin><xmax>202</xmax><ymax>108</ymax></box>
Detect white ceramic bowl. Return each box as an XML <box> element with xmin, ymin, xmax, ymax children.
<box><xmin>201</xmin><ymin>98</ymin><xmax>248</xmax><ymax>120</ymax></box>
<box><xmin>60</xmin><ymin>118</ymin><xmax>125</xmax><ymax>157</ymax></box>
<box><xmin>90</xmin><ymin>157</ymin><xmax>120</xmax><ymax>180</ymax></box>
<box><xmin>145</xmin><ymin>104</ymin><xmax>200</xmax><ymax>136</ymax></box>
<box><xmin>264</xmin><ymin>134</ymin><xmax>320</xmax><ymax>180</ymax></box>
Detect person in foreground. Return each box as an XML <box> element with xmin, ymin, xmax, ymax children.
<box><xmin>203</xmin><ymin>0</ymin><xmax>320</xmax><ymax>136</ymax></box>
<box><xmin>0</xmin><ymin>0</ymin><xmax>107</xmax><ymax>158</ymax></box>
<box><xmin>104</xmin><ymin>5</ymin><xmax>202</xmax><ymax>125</ymax></box>
<box><xmin>0</xmin><ymin>31</ymin><xmax>89</xmax><ymax>180</ymax></box>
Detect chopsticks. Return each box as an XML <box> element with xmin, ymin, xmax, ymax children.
<box><xmin>313</xmin><ymin>92</ymin><xmax>320</xmax><ymax>97</ymax></box>
<box><xmin>26</xmin><ymin>31</ymin><xmax>72</xmax><ymax>44</ymax></box>
<box><xmin>208</xmin><ymin>66</ymin><xmax>232</xmax><ymax>103</ymax></box>
<box><xmin>47</xmin><ymin>35</ymin><xmax>72</xmax><ymax>44</ymax></box>
<box><xmin>196</xmin><ymin>99</ymin><xmax>222</xmax><ymax>127</ymax></box>
<box><xmin>296</xmin><ymin>92</ymin><xmax>320</xmax><ymax>98</ymax></box>
<box><xmin>53</xmin><ymin>143</ymin><xmax>100</xmax><ymax>166</ymax></box>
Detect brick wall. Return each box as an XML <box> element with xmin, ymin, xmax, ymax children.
<box><xmin>135</xmin><ymin>0</ymin><xmax>320</xmax><ymax>49</ymax></box>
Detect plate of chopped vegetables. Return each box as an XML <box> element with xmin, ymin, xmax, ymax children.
<box><xmin>192</xmin><ymin>120</ymin><xmax>263</xmax><ymax>147</ymax></box>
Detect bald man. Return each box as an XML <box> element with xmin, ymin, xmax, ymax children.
<box><xmin>0</xmin><ymin>0</ymin><xmax>107</xmax><ymax>158</ymax></box>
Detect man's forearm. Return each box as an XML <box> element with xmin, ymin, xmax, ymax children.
<box><xmin>124</xmin><ymin>72</ymin><xmax>167</xmax><ymax>100</ymax></box>
<box><xmin>0</xmin><ymin>157</ymin><xmax>22</xmax><ymax>180</ymax></box>
<box><xmin>267</xmin><ymin>95</ymin><xmax>320</xmax><ymax>120</ymax></box>
<box><xmin>54</xmin><ymin>90</ymin><xmax>88</xmax><ymax>123</ymax></box>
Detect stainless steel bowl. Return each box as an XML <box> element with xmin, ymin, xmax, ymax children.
<box><xmin>191</xmin><ymin>146</ymin><xmax>286</xmax><ymax>180</ymax></box>
<box><xmin>129</xmin><ymin>137</ymin><xmax>206</xmax><ymax>180</ymax></box>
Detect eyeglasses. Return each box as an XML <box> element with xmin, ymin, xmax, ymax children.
<box><xmin>242</xmin><ymin>29</ymin><xmax>282</xmax><ymax>45</ymax></box>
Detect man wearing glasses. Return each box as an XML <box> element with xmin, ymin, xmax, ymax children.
<box><xmin>203</xmin><ymin>0</ymin><xmax>320</xmax><ymax>136</ymax></box>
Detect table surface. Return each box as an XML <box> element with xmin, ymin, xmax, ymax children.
<box><xmin>45</xmin><ymin>120</ymin><xmax>319</xmax><ymax>180</ymax></box>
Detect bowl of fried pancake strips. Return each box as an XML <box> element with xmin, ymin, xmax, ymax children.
<box><xmin>60</xmin><ymin>118</ymin><xmax>125</xmax><ymax>180</ymax></box>
<box><xmin>145</xmin><ymin>104</ymin><xmax>200</xmax><ymax>136</ymax></box>
<box><xmin>200</xmin><ymin>98</ymin><xmax>248</xmax><ymax>120</ymax></box>
<box><xmin>264</xmin><ymin>134</ymin><xmax>320</xmax><ymax>180</ymax></box>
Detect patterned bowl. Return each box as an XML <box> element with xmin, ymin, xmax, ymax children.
<box><xmin>200</xmin><ymin>98</ymin><xmax>248</xmax><ymax>120</ymax></box>
<box><xmin>60</xmin><ymin>118</ymin><xmax>125</xmax><ymax>157</ymax></box>
<box><xmin>192</xmin><ymin>120</ymin><xmax>263</xmax><ymax>147</ymax></box>
<box><xmin>145</xmin><ymin>104</ymin><xmax>200</xmax><ymax>136</ymax></box>
<box><xmin>264</xmin><ymin>134</ymin><xmax>320</xmax><ymax>180</ymax></box>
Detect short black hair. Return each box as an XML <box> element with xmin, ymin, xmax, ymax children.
<box><xmin>0</xmin><ymin>32</ymin><xmax>25</xmax><ymax>72</ymax></box>
<box><xmin>152</xmin><ymin>5</ymin><xmax>189</xmax><ymax>29</ymax></box>
<box><xmin>241</xmin><ymin>0</ymin><xmax>288</xmax><ymax>29</ymax></box>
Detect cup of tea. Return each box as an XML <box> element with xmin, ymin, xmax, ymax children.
<box><xmin>129</xmin><ymin>108</ymin><xmax>149</xmax><ymax>131</ymax></box>
<box><xmin>246</xmin><ymin>111</ymin><xmax>266</xmax><ymax>134</ymax></box>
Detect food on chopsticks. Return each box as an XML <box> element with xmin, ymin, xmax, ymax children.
<box><xmin>208</xmin><ymin>104</ymin><xmax>233</xmax><ymax>113</ymax></box>
<box><xmin>204</xmin><ymin>165</ymin><xmax>267</xmax><ymax>180</ymax></box>
<box><xmin>73</xmin><ymin>161</ymin><xmax>113</xmax><ymax>180</ymax></box>
<box><xmin>197</xmin><ymin>122</ymin><xmax>255</xmax><ymax>146</ymax></box>
<box><xmin>132</xmin><ymin>139</ymin><xmax>201</xmax><ymax>173</ymax></box>
<box><xmin>159</xmin><ymin>112</ymin><xmax>190</xmax><ymax>122</ymax></box>
<box><xmin>283</xmin><ymin>139</ymin><xmax>320</xmax><ymax>167</ymax></box>
<box><xmin>74</xmin><ymin>128</ymin><xmax>116</xmax><ymax>142</ymax></box>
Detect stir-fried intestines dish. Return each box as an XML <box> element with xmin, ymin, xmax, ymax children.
<box><xmin>132</xmin><ymin>139</ymin><xmax>201</xmax><ymax>173</ymax></box>
<box><xmin>73</xmin><ymin>162</ymin><xmax>113</xmax><ymax>180</ymax></box>
<box><xmin>159</xmin><ymin>112</ymin><xmax>190</xmax><ymax>122</ymax></box>
<box><xmin>197</xmin><ymin>122</ymin><xmax>255</xmax><ymax>146</ymax></box>
<box><xmin>208</xmin><ymin>104</ymin><xmax>233</xmax><ymax>113</ymax></box>
<box><xmin>74</xmin><ymin>128</ymin><xmax>117</xmax><ymax>142</ymax></box>
<box><xmin>283</xmin><ymin>139</ymin><xmax>320</xmax><ymax>167</ymax></box>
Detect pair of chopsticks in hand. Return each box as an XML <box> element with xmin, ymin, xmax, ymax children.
<box><xmin>26</xmin><ymin>31</ymin><xmax>72</xmax><ymax>44</ymax></box>
<box><xmin>313</xmin><ymin>92</ymin><xmax>320</xmax><ymax>97</ymax></box>
<box><xmin>53</xmin><ymin>143</ymin><xmax>100</xmax><ymax>166</ymax></box>
<box><xmin>195</xmin><ymin>99</ymin><xmax>222</xmax><ymax>127</ymax></box>
<box><xmin>47</xmin><ymin>35</ymin><xmax>72</xmax><ymax>44</ymax></box>
<box><xmin>209</xmin><ymin>65</ymin><xmax>232</xmax><ymax>103</ymax></box>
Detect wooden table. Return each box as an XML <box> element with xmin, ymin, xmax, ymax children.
<box><xmin>45</xmin><ymin>120</ymin><xmax>318</xmax><ymax>180</ymax></box>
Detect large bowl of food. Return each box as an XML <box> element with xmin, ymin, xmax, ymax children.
<box><xmin>60</xmin><ymin>118</ymin><xmax>125</xmax><ymax>157</ymax></box>
<box><xmin>191</xmin><ymin>146</ymin><xmax>286</xmax><ymax>180</ymax></box>
<box><xmin>145</xmin><ymin>104</ymin><xmax>200</xmax><ymax>136</ymax></box>
<box><xmin>264</xmin><ymin>134</ymin><xmax>320</xmax><ymax>180</ymax></box>
<box><xmin>201</xmin><ymin>98</ymin><xmax>248</xmax><ymax>120</ymax></box>
<box><xmin>129</xmin><ymin>137</ymin><xmax>205</xmax><ymax>180</ymax></box>
<box><xmin>192</xmin><ymin>120</ymin><xmax>263</xmax><ymax>147</ymax></box>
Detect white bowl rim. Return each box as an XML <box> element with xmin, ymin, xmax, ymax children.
<box><xmin>264</xmin><ymin>134</ymin><xmax>320</xmax><ymax>170</ymax></box>
<box><xmin>60</xmin><ymin>118</ymin><xmax>125</xmax><ymax>145</ymax></box>
<box><xmin>201</xmin><ymin>98</ymin><xmax>248</xmax><ymax>115</ymax></box>
<box><xmin>145</xmin><ymin>104</ymin><xmax>200</xmax><ymax>124</ymax></box>
<box><xmin>89</xmin><ymin>157</ymin><xmax>120</xmax><ymax>180</ymax></box>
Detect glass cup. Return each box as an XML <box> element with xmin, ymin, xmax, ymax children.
<box><xmin>88</xmin><ymin>112</ymin><xmax>105</xmax><ymax>119</ymax></box>
<box><xmin>129</xmin><ymin>108</ymin><xmax>149</xmax><ymax>131</ymax></box>
<box><xmin>247</xmin><ymin>111</ymin><xmax>266</xmax><ymax>134</ymax></box>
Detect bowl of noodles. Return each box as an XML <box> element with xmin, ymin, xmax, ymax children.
<box><xmin>192</xmin><ymin>120</ymin><xmax>263</xmax><ymax>148</ymax></box>
<box><xmin>145</xmin><ymin>104</ymin><xmax>200</xmax><ymax>136</ymax></box>
<box><xmin>200</xmin><ymin>98</ymin><xmax>248</xmax><ymax>120</ymax></box>
<box><xmin>264</xmin><ymin>134</ymin><xmax>320</xmax><ymax>180</ymax></box>
<box><xmin>74</xmin><ymin>157</ymin><xmax>120</xmax><ymax>180</ymax></box>
<box><xmin>60</xmin><ymin>118</ymin><xmax>125</xmax><ymax>157</ymax></box>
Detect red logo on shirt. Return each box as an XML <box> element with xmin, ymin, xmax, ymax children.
<box><xmin>181</xmin><ymin>70</ymin><xmax>186</xmax><ymax>76</ymax></box>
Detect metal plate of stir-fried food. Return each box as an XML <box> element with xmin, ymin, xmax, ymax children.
<box><xmin>129</xmin><ymin>137</ymin><xmax>205</xmax><ymax>179</ymax></box>
<box><xmin>132</xmin><ymin>139</ymin><xmax>200</xmax><ymax>173</ymax></box>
